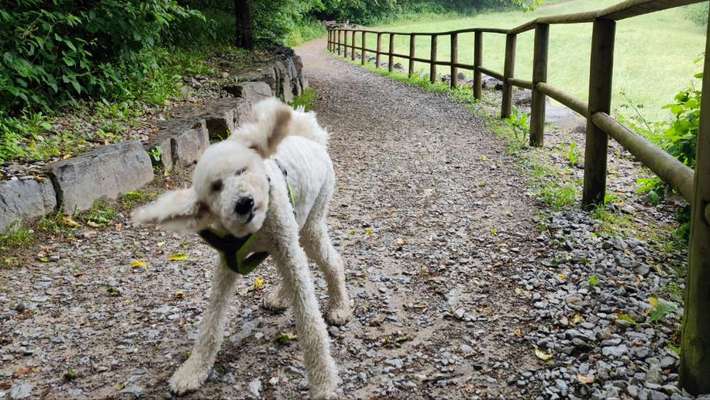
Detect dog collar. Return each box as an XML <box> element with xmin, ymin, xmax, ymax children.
<box><xmin>197</xmin><ymin>159</ymin><xmax>295</xmax><ymax>275</ymax></box>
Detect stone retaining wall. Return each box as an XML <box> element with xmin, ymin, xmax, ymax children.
<box><xmin>0</xmin><ymin>53</ymin><xmax>307</xmax><ymax>232</ymax></box>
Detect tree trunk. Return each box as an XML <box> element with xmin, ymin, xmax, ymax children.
<box><xmin>234</xmin><ymin>0</ymin><xmax>253</xmax><ymax>49</ymax></box>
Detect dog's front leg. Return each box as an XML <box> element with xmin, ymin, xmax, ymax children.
<box><xmin>169</xmin><ymin>259</ymin><xmax>237</xmax><ymax>395</ymax></box>
<box><xmin>272</xmin><ymin>239</ymin><xmax>339</xmax><ymax>399</ymax></box>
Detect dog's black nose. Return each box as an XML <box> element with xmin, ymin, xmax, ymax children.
<box><xmin>234</xmin><ymin>196</ymin><xmax>254</xmax><ymax>216</ymax></box>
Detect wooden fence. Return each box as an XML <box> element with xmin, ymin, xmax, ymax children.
<box><xmin>328</xmin><ymin>0</ymin><xmax>710</xmax><ymax>394</ymax></box>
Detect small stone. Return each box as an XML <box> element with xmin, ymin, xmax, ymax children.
<box><xmin>9</xmin><ymin>382</ymin><xmax>32</xmax><ymax>400</ymax></box>
<box><xmin>660</xmin><ymin>356</ymin><xmax>677</xmax><ymax>369</ymax></box>
<box><xmin>649</xmin><ymin>390</ymin><xmax>669</xmax><ymax>400</ymax></box>
<box><xmin>385</xmin><ymin>358</ymin><xmax>403</xmax><ymax>369</ymax></box>
<box><xmin>248</xmin><ymin>378</ymin><xmax>262</xmax><ymax>398</ymax></box>
<box><xmin>602</xmin><ymin>344</ymin><xmax>628</xmax><ymax>358</ymax></box>
<box><xmin>453</xmin><ymin>308</ymin><xmax>465</xmax><ymax>320</ymax></box>
<box><xmin>120</xmin><ymin>384</ymin><xmax>144</xmax><ymax>399</ymax></box>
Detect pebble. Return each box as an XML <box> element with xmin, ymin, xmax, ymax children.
<box><xmin>9</xmin><ymin>383</ymin><xmax>31</xmax><ymax>400</ymax></box>
<box><xmin>248</xmin><ymin>378</ymin><xmax>262</xmax><ymax>398</ymax></box>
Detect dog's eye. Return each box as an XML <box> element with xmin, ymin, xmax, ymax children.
<box><xmin>235</xmin><ymin>167</ymin><xmax>247</xmax><ymax>176</ymax></box>
<box><xmin>210</xmin><ymin>180</ymin><xmax>223</xmax><ymax>192</ymax></box>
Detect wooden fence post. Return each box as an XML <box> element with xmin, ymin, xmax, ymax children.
<box><xmin>337</xmin><ymin>30</ymin><xmax>341</xmax><ymax>55</ymax></box>
<box><xmin>473</xmin><ymin>31</ymin><xmax>482</xmax><ymax>100</ymax></box>
<box><xmin>361</xmin><ymin>31</ymin><xmax>366</xmax><ymax>65</ymax></box>
<box><xmin>409</xmin><ymin>34</ymin><xmax>416</xmax><ymax>77</ymax></box>
<box><xmin>451</xmin><ymin>33</ymin><xmax>459</xmax><ymax>88</ymax></box>
<box><xmin>529</xmin><ymin>23</ymin><xmax>549</xmax><ymax>147</ymax></box>
<box><xmin>351</xmin><ymin>30</ymin><xmax>356</xmax><ymax>61</ymax></box>
<box><xmin>430</xmin><ymin>34</ymin><xmax>438</xmax><ymax>83</ymax></box>
<box><xmin>376</xmin><ymin>33</ymin><xmax>382</xmax><ymax>68</ymax></box>
<box><xmin>388</xmin><ymin>33</ymin><xmax>395</xmax><ymax>73</ymax></box>
<box><xmin>582</xmin><ymin>19</ymin><xmax>615</xmax><ymax>207</ymax></box>
<box><xmin>680</xmin><ymin>12</ymin><xmax>710</xmax><ymax>395</ymax></box>
<box><xmin>343</xmin><ymin>30</ymin><xmax>347</xmax><ymax>57</ymax></box>
<box><xmin>502</xmin><ymin>33</ymin><xmax>517</xmax><ymax>118</ymax></box>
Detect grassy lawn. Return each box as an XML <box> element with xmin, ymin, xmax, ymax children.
<box><xmin>350</xmin><ymin>0</ymin><xmax>706</xmax><ymax>121</ymax></box>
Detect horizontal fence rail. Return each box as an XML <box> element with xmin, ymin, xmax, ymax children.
<box><xmin>327</xmin><ymin>0</ymin><xmax>710</xmax><ymax>394</ymax></box>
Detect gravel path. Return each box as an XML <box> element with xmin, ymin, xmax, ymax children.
<box><xmin>0</xmin><ymin>39</ymin><xmax>696</xmax><ymax>400</ymax></box>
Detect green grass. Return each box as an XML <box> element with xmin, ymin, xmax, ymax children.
<box><xmin>290</xmin><ymin>88</ymin><xmax>318</xmax><ymax>111</ymax></box>
<box><xmin>349</xmin><ymin>0</ymin><xmax>706</xmax><ymax>121</ymax></box>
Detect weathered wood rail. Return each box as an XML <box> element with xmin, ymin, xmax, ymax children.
<box><xmin>327</xmin><ymin>0</ymin><xmax>710</xmax><ymax>394</ymax></box>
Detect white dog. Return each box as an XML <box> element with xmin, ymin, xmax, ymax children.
<box><xmin>132</xmin><ymin>98</ymin><xmax>351</xmax><ymax>399</ymax></box>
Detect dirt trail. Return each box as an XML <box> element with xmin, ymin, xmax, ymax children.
<box><xmin>0</xmin><ymin>39</ymin><xmax>550</xmax><ymax>399</ymax></box>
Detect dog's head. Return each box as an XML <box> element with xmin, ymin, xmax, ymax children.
<box><xmin>132</xmin><ymin>98</ymin><xmax>292</xmax><ymax>237</ymax></box>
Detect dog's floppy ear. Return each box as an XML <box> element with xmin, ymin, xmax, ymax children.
<box><xmin>131</xmin><ymin>188</ymin><xmax>212</xmax><ymax>232</ymax></box>
<box><xmin>240</xmin><ymin>98</ymin><xmax>292</xmax><ymax>158</ymax></box>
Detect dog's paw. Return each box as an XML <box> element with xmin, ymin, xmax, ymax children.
<box><xmin>262</xmin><ymin>289</ymin><xmax>289</xmax><ymax>312</ymax></box>
<box><xmin>169</xmin><ymin>360</ymin><xmax>209</xmax><ymax>396</ymax></box>
<box><xmin>325</xmin><ymin>302</ymin><xmax>352</xmax><ymax>326</ymax></box>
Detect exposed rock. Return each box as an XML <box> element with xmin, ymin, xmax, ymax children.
<box><xmin>0</xmin><ymin>178</ymin><xmax>56</xmax><ymax>231</ymax></box>
<box><xmin>47</xmin><ymin>141</ymin><xmax>153</xmax><ymax>213</ymax></box>
<box><xmin>9</xmin><ymin>382</ymin><xmax>32</xmax><ymax>400</ymax></box>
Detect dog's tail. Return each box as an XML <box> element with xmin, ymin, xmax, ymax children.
<box><xmin>251</xmin><ymin>98</ymin><xmax>329</xmax><ymax>148</ymax></box>
<box><xmin>288</xmin><ymin>105</ymin><xmax>329</xmax><ymax>148</ymax></box>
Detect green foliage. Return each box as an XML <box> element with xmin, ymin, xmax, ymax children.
<box><xmin>565</xmin><ymin>142</ymin><xmax>579</xmax><ymax>167</ymax></box>
<box><xmin>313</xmin><ymin>0</ymin><xmax>540</xmax><ymax>24</ymax></box>
<box><xmin>120</xmin><ymin>190</ymin><xmax>156</xmax><ymax>208</ymax></box>
<box><xmin>591</xmin><ymin>204</ymin><xmax>634</xmax><ymax>237</ymax></box>
<box><xmin>0</xmin><ymin>112</ymin><xmax>82</xmax><ymax>164</ymax></box>
<box><xmin>290</xmin><ymin>88</ymin><xmax>318</xmax><ymax>111</ymax></box>
<box><xmin>538</xmin><ymin>183</ymin><xmax>577</xmax><ymax>210</ymax></box>
<box><xmin>80</xmin><ymin>200</ymin><xmax>118</xmax><ymax>227</ymax></box>
<box><xmin>0</xmin><ymin>224</ymin><xmax>35</xmax><ymax>251</ymax></box>
<box><xmin>661</xmin><ymin>75</ymin><xmax>701</xmax><ymax>169</ymax></box>
<box><xmin>685</xmin><ymin>2</ymin><xmax>709</xmax><ymax>26</ymax></box>
<box><xmin>505</xmin><ymin>109</ymin><xmax>529</xmax><ymax>144</ymax></box>
<box><xmin>636</xmin><ymin>176</ymin><xmax>665</xmax><ymax>205</ymax></box>
<box><xmin>648</xmin><ymin>297</ymin><xmax>677</xmax><ymax>323</ymax></box>
<box><xmin>0</xmin><ymin>0</ymin><xmax>200</xmax><ymax>113</ymax></box>
<box><xmin>588</xmin><ymin>274</ymin><xmax>600</xmax><ymax>287</ymax></box>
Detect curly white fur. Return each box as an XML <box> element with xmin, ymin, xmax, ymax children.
<box><xmin>132</xmin><ymin>98</ymin><xmax>350</xmax><ymax>399</ymax></box>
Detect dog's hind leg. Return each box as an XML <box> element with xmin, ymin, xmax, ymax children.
<box><xmin>169</xmin><ymin>260</ymin><xmax>238</xmax><ymax>395</ymax></box>
<box><xmin>302</xmin><ymin>220</ymin><xmax>352</xmax><ymax>326</ymax></box>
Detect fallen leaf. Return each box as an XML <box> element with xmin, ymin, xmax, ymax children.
<box><xmin>62</xmin><ymin>216</ymin><xmax>80</xmax><ymax>227</ymax></box>
<box><xmin>175</xmin><ymin>291</ymin><xmax>185</xmax><ymax>300</ymax></box>
<box><xmin>513</xmin><ymin>327</ymin><xmax>524</xmax><ymax>337</ymax></box>
<box><xmin>571</xmin><ymin>314</ymin><xmax>584</xmax><ymax>325</ymax></box>
<box><xmin>534</xmin><ymin>348</ymin><xmax>553</xmax><ymax>361</ymax></box>
<box><xmin>130</xmin><ymin>260</ymin><xmax>147</xmax><ymax>268</ymax></box>
<box><xmin>275</xmin><ymin>332</ymin><xmax>297</xmax><ymax>345</ymax></box>
<box><xmin>168</xmin><ymin>253</ymin><xmax>188</xmax><ymax>262</ymax></box>
<box><xmin>577</xmin><ymin>373</ymin><xmax>594</xmax><ymax>384</ymax></box>
<box><xmin>254</xmin><ymin>276</ymin><xmax>266</xmax><ymax>290</ymax></box>
<box><xmin>14</xmin><ymin>366</ymin><xmax>36</xmax><ymax>378</ymax></box>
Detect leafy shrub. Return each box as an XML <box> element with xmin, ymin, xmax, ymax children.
<box><xmin>0</xmin><ymin>0</ymin><xmax>199</xmax><ymax>113</ymax></box>
<box><xmin>685</xmin><ymin>2</ymin><xmax>709</xmax><ymax>26</ymax></box>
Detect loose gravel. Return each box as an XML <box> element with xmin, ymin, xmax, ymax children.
<box><xmin>0</xmin><ymin>39</ymin><xmax>700</xmax><ymax>400</ymax></box>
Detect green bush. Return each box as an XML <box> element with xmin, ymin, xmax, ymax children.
<box><xmin>0</xmin><ymin>0</ymin><xmax>199</xmax><ymax>113</ymax></box>
<box><xmin>685</xmin><ymin>3</ymin><xmax>708</xmax><ymax>26</ymax></box>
